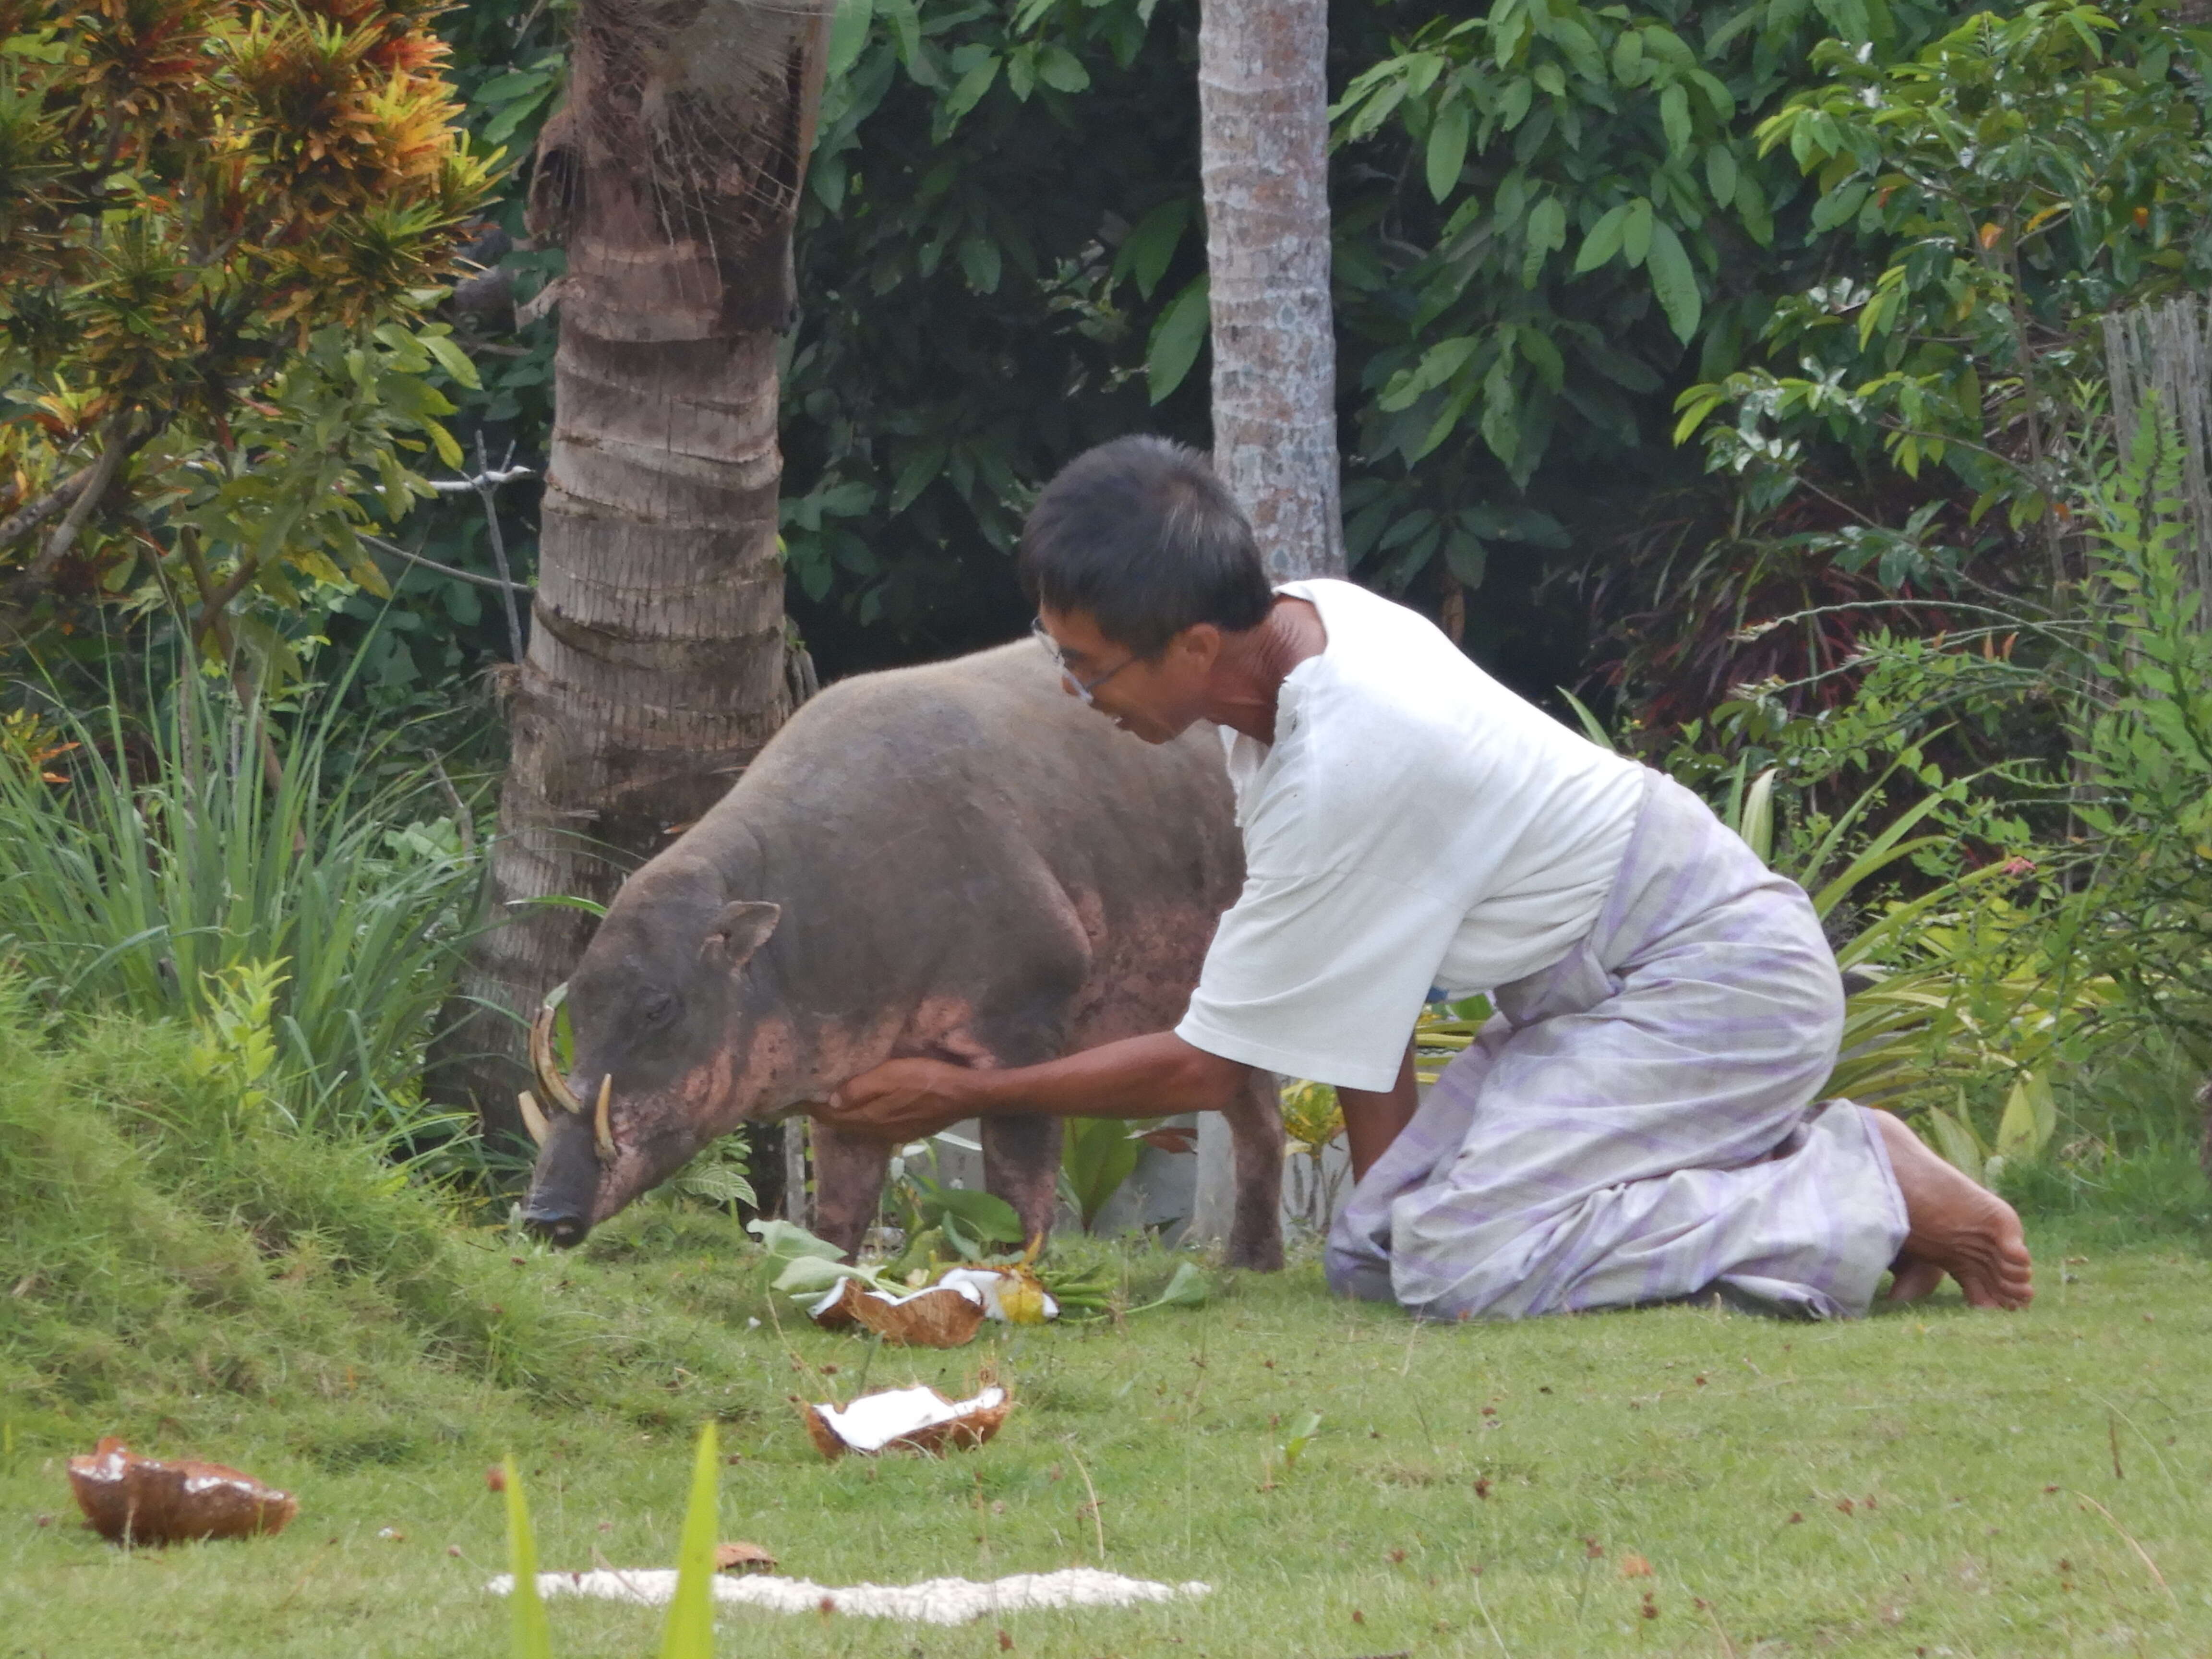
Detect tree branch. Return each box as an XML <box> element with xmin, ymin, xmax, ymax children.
<box><xmin>0</xmin><ymin>465</ymin><xmax>97</xmax><ymax>551</ymax></box>
<box><xmin>362</xmin><ymin>532</ymin><xmax>532</xmax><ymax>593</ymax></box>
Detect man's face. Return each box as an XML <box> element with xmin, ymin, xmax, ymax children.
<box><xmin>1036</xmin><ymin>604</ymin><xmax>1218</xmax><ymax>744</ymax></box>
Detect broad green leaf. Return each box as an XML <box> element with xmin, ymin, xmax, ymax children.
<box><xmin>1444</xmin><ymin>532</ymin><xmax>1488</xmax><ymax>588</ymax></box>
<box><xmin>940</xmin><ymin>53</ymin><xmax>1000</xmax><ymax>129</ymax></box>
<box><xmin>418</xmin><ymin>330</ymin><xmax>481</xmax><ymax>392</ymax></box>
<box><xmin>1660</xmin><ymin>82</ymin><xmax>1692</xmax><ymax>155</ymax></box>
<box><xmin>1611</xmin><ymin>28</ymin><xmax>1647</xmax><ymax>84</ymax></box>
<box><xmin>1522</xmin><ymin>196</ymin><xmax>1566</xmax><ymax>286</ymax></box>
<box><xmin>1147</xmin><ymin>275</ymin><xmax>1210</xmax><ymax>403</ymax></box>
<box><xmin>746</xmin><ymin>1217</ymin><xmax>845</xmax><ymax>1264</ymax></box>
<box><xmin>1113</xmin><ymin>199</ymin><xmax>1190</xmax><ymax>301</ymax></box>
<box><xmin>1811</xmin><ymin>178</ymin><xmax>1870</xmax><ymax>232</ymax></box>
<box><xmin>957</xmin><ymin>231</ymin><xmax>1002</xmax><ymax>293</ymax></box>
<box><xmin>1645</xmin><ymin>218</ymin><xmax>1702</xmax><ymax>343</ymax></box>
<box><xmin>1735</xmin><ymin>172</ymin><xmax>1773</xmax><ymax>246</ymax></box>
<box><xmin>771</xmin><ymin>1254</ymin><xmax>857</xmax><ymax>1295</ymax></box>
<box><xmin>1738</xmin><ymin>767</ymin><xmax>1777</xmax><ymax>864</ymax></box>
<box><xmin>1621</xmin><ymin>196</ymin><xmax>1654</xmax><ymax>267</ymax></box>
<box><xmin>1062</xmin><ymin>1117</ymin><xmax>1144</xmax><ymax>1230</ymax></box>
<box><xmin>1036</xmin><ymin>44</ymin><xmax>1090</xmax><ymax>92</ymax></box>
<box><xmin>657</xmin><ymin>1423</ymin><xmax>719</xmax><ymax>1659</ymax></box>
<box><xmin>1705</xmin><ymin>144</ymin><xmax>1738</xmax><ymax>209</ymax></box>
<box><xmin>1995</xmin><ymin>1072</ymin><xmax>2056</xmax><ymax>1162</ymax></box>
<box><xmin>1426</xmin><ymin>98</ymin><xmax>1471</xmax><ymax>203</ymax></box>
<box><xmin>1925</xmin><ymin>1105</ymin><xmax>1986</xmax><ymax>1185</ymax></box>
<box><xmin>1573</xmin><ymin>202</ymin><xmax>1630</xmax><ymax>274</ymax></box>
<box><xmin>826</xmin><ymin>0</ymin><xmax>873</xmax><ymax>80</ymax></box>
<box><xmin>428</xmin><ymin>419</ymin><xmax>463</xmax><ymax>469</ymax></box>
<box><xmin>934</xmin><ymin>1186</ymin><xmax>1026</xmax><ymax>1245</ymax></box>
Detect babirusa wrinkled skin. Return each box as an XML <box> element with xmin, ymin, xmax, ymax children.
<box><xmin>520</xmin><ymin>642</ymin><xmax>1287</xmax><ymax>1267</ymax></box>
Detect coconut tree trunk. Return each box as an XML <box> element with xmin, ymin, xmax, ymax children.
<box><xmin>438</xmin><ymin>0</ymin><xmax>833</xmax><ymax>1135</ymax></box>
<box><xmin>1198</xmin><ymin>0</ymin><xmax>1343</xmax><ymax>581</ymax></box>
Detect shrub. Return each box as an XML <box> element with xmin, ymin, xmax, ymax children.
<box><xmin>0</xmin><ymin>673</ymin><xmax>482</xmax><ymax>1141</ymax></box>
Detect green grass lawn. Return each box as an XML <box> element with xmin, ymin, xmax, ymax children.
<box><xmin>7</xmin><ymin>1213</ymin><xmax>2212</xmax><ymax>1659</ymax></box>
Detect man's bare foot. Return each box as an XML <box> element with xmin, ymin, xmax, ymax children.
<box><xmin>1871</xmin><ymin>1111</ymin><xmax>2033</xmax><ymax>1309</ymax></box>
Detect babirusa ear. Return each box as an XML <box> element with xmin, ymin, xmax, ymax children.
<box><xmin>701</xmin><ymin>900</ymin><xmax>781</xmax><ymax>972</ymax></box>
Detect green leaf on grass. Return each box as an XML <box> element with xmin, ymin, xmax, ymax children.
<box><xmin>657</xmin><ymin>1422</ymin><xmax>719</xmax><ymax>1659</ymax></box>
<box><xmin>502</xmin><ymin>1457</ymin><xmax>552</xmax><ymax>1659</ymax></box>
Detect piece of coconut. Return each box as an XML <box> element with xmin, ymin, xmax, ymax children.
<box><xmin>68</xmin><ymin>1438</ymin><xmax>298</xmax><ymax>1545</ymax></box>
<box><xmin>935</xmin><ymin>1267</ymin><xmax>1058</xmax><ymax>1324</ymax></box>
<box><xmin>805</xmin><ymin>1277</ymin><xmax>987</xmax><ymax>1347</ymax></box>
<box><xmin>801</xmin><ymin>1383</ymin><xmax>1011</xmax><ymax>1459</ymax></box>
<box><xmin>714</xmin><ymin>1540</ymin><xmax>777</xmax><ymax>1574</ymax></box>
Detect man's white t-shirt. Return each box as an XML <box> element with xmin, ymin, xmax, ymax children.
<box><xmin>1173</xmin><ymin>578</ymin><xmax>1646</xmax><ymax>1092</ymax></box>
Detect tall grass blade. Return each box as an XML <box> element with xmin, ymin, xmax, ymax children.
<box><xmin>659</xmin><ymin>1420</ymin><xmax>721</xmax><ymax>1659</ymax></box>
<box><xmin>0</xmin><ymin>670</ymin><xmax>482</xmax><ymax>1140</ymax></box>
<box><xmin>502</xmin><ymin>1456</ymin><xmax>553</xmax><ymax>1659</ymax></box>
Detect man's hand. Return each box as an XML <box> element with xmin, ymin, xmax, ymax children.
<box><xmin>823</xmin><ymin>1057</ymin><xmax>984</xmax><ymax>1142</ymax></box>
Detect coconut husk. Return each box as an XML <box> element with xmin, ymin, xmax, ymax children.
<box><xmin>807</xmin><ymin>1278</ymin><xmax>986</xmax><ymax>1348</ymax></box>
<box><xmin>799</xmin><ymin>1378</ymin><xmax>1013</xmax><ymax>1460</ymax></box>
<box><xmin>68</xmin><ymin>1438</ymin><xmax>297</xmax><ymax>1545</ymax></box>
<box><xmin>714</xmin><ymin>1540</ymin><xmax>777</xmax><ymax>1574</ymax></box>
<box><xmin>851</xmin><ymin>1285</ymin><xmax>986</xmax><ymax>1348</ymax></box>
<box><xmin>806</xmin><ymin>1277</ymin><xmax>867</xmax><ymax>1331</ymax></box>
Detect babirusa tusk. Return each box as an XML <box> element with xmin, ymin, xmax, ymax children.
<box><xmin>529</xmin><ymin>1001</ymin><xmax>584</xmax><ymax>1115</ymax></box>
<box><xmin>593</xmin><ymin>1073</ymin><xmax>615</xmax><ymax>1162</ymax></box>
<box><xmin>517</xmin><ymin>1090</ymin><xmax>550</xmax><ymax>1147</ymax></box>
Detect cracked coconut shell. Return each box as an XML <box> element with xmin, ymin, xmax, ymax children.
<box><xmin>800</xmin><ymin>1382</ymin><xmax>1012</xmax><ymax>1459</ymax></box>
<box><xmin>68</xmin><ymin>1439</ymin><xmax>298</xmax><ymax>1544</ymax></box>
<box><xmin>806</xmin><ymin>1277</ymin><xmax>987</xmax><ymax>1348</ymax></box>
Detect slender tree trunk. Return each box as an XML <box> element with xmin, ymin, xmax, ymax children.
<box><xmin>436</xmin><ymin>0</ymin><xmax>832</xmax><ymax>1133</ymax></box>
<box><xmin>1190</xmin><ymin>0</ymin><xmax>1341</xmax><ymax>1249</ymax></box>
<box><xmin>1198</xmin><ymin>0</ymin><xmax>1343</xmax><ymax>580</ymax></box>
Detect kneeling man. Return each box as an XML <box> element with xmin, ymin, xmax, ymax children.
<box><xmin>828</xmin><ymin>437</ymin><xmax>2032</xmax><ymax>1319</ymax></box>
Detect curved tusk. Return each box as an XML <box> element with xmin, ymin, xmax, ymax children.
<box><xmin>593</xmin><ymin>1073</ymin><xmax>615</xmax><ymax>1163</ymax></box>
<box><xmin>529</xmin><ymin>1001</ymin><xmax>584</xmax><ymax>1115</ymax></box>
<box><xmin>517</xmin><ymin>1090</ymin><xmax>551</xmax><ymax>1147</ymax></box>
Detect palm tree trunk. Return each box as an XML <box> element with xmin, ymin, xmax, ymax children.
<box><xmin>1198</xmin><ymin>0</ymin><xmax>1344</xmax><ymax>581</ymax></box>
<box><xmin>437</xmin><ymin>0</ymin><xmax>831</xmax><ymax>1133</ymax></box>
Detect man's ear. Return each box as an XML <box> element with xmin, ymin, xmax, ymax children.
<box><xmin>700</xmin><ymin>901</ymin><xmax>781</xmax><ymax>972</ymax></box>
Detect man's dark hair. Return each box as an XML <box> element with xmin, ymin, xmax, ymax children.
<box><xmin>1018</xmin><ymin>436</ymin><xmax>1273</xmax><ymax>655</ymax></box>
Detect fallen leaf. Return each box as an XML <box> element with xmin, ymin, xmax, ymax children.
<box><xmin>1619</xmin><ymin>1553</ymin><xmax>1653</xmax><ymax>1578</ymax></box>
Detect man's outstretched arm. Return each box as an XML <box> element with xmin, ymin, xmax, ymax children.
<box><xmin>823</xmin><ymin>1030</ymin><xmax>1251</xmax><ymax>1142</ymax></box>
<box><xmin>1336</xmin><ymin>1041</ymin><xmax>1418</xmax><ymax>1182</ymax></box>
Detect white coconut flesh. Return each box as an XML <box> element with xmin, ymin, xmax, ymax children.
<box><xmin>813</xmin><ymin>1384</ymin><xmax>1007</xmax><ymax>1454</ymax></box>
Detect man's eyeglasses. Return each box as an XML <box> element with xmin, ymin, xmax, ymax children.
<box><xmin>1031</xmin><ymin>616</ymin><xmax>1136</xmax><ymax>706</ymax></box>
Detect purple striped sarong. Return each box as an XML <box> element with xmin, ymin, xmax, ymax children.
<box><xmin>1325</xmin><ymin>769</ymin><xmax>1909</xmax><ymax>1321</ymax></box>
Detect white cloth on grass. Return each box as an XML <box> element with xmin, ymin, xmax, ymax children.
<box><xmin>1174</xmin><ymin>578</ymin><xmax>1644</xmax><ymax>1092</ymax></box>
<box><xmin>1324</xmin><ymin>769</ymin><xmax>1910</xmax><ymax>1321</ymax></box>
<box><xmin>487</xmin><ymin>1567</ymin><xmax>1211</xmax><ymax>1624</ymax></box>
